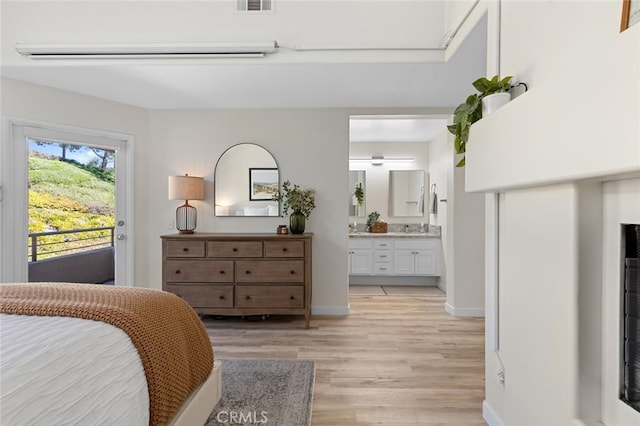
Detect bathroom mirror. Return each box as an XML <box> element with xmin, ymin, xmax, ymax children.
<box><xmin>214</xmin><ymin>143</ymin><xmax>279</xmax><ymax>216</ymax></box>
<box><xmin>388</xmin><ymin>170</ymin><xmax>425</xmax><ymax>217</ymax></box>
<box><xmin>349</xmin><ymin>170</ymin><xmax>366</xmax><ymax>217</ymax></box>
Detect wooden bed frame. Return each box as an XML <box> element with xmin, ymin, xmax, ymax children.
<box><xmin>169</xmin><ymin>360</ymin><xmax>222</xmax><ymax>426</ymax></box>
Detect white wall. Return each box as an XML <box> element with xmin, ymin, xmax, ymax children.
<box><xmin>446</xmin><ymin>165</ymin><xmax>485</xmax><ymax>316</ymax></box>
<box><xmin>493</xmin><ymin>183</ymin><xmax>580</xmax><ymax>425</ymax></box>
<box><xmin>0</xmin><ymin>78</ymin><xmax>150</xmax><ymax>285</ymax></box>
<box><xmin>427</xmin><ymin>131</ymin><xmax>451</xmax><ymax>291</ymax></box>
<box><xmin>349</xmin><ymin>141</ymin><xmax>429</xmax><ymax>223</ymax></box>
<box><xmin>426</xmin><ymin>126</ymin><xmax>485</xmax><ymax>313</ymax></box>
<box><xmin>1</xmin><ymin>77</ymin><xmax>449</xmax><ymax>315</ymax></box>
<box><xmin>147</xmin><ymin>108</ymin><xmax>350</xmax><ymax>314</ymax></box>
<box><xmin>602</xmin><ymin>178</ymin><xmax>640</xmax><ymax>426</ymax></box>
<box><xmin>473</xmin><ymin>2</ymin><xmax>640</xmax><ymax>425</ymax></box>
<box><xmin>467</xmin><ymin>1</ymin><xmax>640</xmax><ymax>192</ymax></box>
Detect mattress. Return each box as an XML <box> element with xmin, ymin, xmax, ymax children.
<box><xmin>0</xmin><ymin>313</ymin><xmax>149</xmax><ymax>425</ymax></box>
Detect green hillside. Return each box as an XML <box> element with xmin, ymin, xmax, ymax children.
<box><xmin>28</xmin><ymin>156</ymin><xmax>115</xmax><ymax>259</ymax></box>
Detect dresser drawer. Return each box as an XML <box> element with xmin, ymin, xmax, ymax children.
<box><xmin>165</xmin><ymin>240</ymin><xmax>205</xmax><ymax>258</ymax></box>
<box><xmin>235</xmin><ymin>285</ymin><xmax>304</xmax><ymax>308</ymax></box>
<box><xmin>235</xmin><ymin>260</ymin><xmax>304</xmax><ymax>282</ymax></box>
<box><xmin>264</xmin><ymin>241</ymin><xmax>304</xmax><ymax>258</ymax></box>
<box><xmin>166</xmin><ymin>284</ymin><xmax>233</xmax><ymax>308</ymax></box>
<box><xmin>206</xmin><ymin>241</ymin><xmax>263</xmax><ymax>258</ymax></box>
<box><xmin>166</xmin><ymin>260</ymin><xmax>234</xmax><ymax>282</ymax></box>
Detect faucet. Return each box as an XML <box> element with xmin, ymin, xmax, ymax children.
<box><xmin>404</xmin><ymin>224</ymin><xmax>410</xmax><ymax>233</ymax></box>
<box><xmin>349</xmin><ymin>222</ymin><xmax>358</xmax><ymax>233</ymax></box>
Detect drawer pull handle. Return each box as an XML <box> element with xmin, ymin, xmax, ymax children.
<box><xmin>282</xmin><ymin>248</ymin><xmax>288</xmax><ymax>252</ymax></box>
<box><xmin>183</xmin><ymin>247</ymin><xmax>189</xmax><ymax>252</ymax></box>
<box><xmin>233</xmin><ymin>248</ymin><xmax>238</xmax><ymax>252</ymax></box>
<box><xmin>175</xmin><ymin>270</ymin><xmax>181</xmax><ymax>274</ymax></box>
<box><xmin>245</xmin><ymin>270</ymin><xmax>251</xmax><ymax>274</ymax></box>
<box><xmin>290</xmin><ymin>296</ymin><xmax>295</xmax><ymax>300</ymax></box>
<box><xmin>380</xmin><ymin>255</ymin><xmax>387</xmax><ymax>258</ymax></box>
<box><xmin>290</xmin><ymin>270</ymin><xmax>295</xmax><ymax>274</ymax></box>
<box><xmin>219</xmin><ymin>295</ymin><xmax>225</xmax><ymax>300</ymax></box>
<box><xmin>245</xmin><ymin>295</ymin><xmax>251</xmax><ymax>300</ymax></box>
<box><xmin>219</xmin><ymin>270</ymin><xmax>225</xmax><ymax>274</ymax></box>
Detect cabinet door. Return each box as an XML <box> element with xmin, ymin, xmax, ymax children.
<box><xmin>350</xmin><ymin>249</ymin><xmax>372</xmax><ymax>275</ymax></box>
<box><xmin>393</xmin><ymin>249</ymin><xmax>414</xmax><ymax>275</ymax></box>
<box><xmin>414</xmin><ymin>249</ymin><xmax>437</xmax><ymax>275</ymax></box>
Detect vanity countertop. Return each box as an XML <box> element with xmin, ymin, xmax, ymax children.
<box><xmin>349</xmin><ymin>232</ymin><xmax>440</xmax><ymax>239</ymax></box>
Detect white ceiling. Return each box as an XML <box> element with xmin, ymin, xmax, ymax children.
<box><xmin>1</xmin><ymin>17</ymin><xmax>486</xmax><ymax>110</ymax></box>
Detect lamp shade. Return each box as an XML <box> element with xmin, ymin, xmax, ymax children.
<box><xmin>168</xmin><ymin>175</ymin><xmax>204</xmax><ymax>200</ymax></box>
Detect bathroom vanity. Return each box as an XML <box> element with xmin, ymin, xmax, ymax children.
<box><xmin>348</xmin><ymin>232</ymin><xmax>441</xmax><ymax>278</ymax></box>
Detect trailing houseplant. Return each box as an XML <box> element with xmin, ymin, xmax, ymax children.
<box><xmin>273</xmin><ymin>180</ymin><xmax>316</xmax><ymax>234</ymax></box>
<box><xmin>447</xmin><ymin>75</ymin><xmax>513</xmax><ymax>167</ymax></box>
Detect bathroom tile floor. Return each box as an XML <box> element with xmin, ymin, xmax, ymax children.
<box><xmin>349</xmin><ymin>285</ymin><xmax>445</xmax><ymax>296</ymax></box>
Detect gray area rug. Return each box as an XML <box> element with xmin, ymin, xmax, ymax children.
<box><xmin>205</xmin><ymin>358</ymin><xmax>315</xmax><ymax>426</ymax></box>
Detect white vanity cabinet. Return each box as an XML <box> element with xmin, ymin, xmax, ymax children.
<box><xmin>348</xmin><ymin>235</ymin><xmax>440</xmax><ymax>277</ymax></box>
<box><xmin>348</xmin><ymin>238</ymin><xmax>373</xmax><ymax>275</ymax></box>
<box><xmin>393</xmin><ymin>239</ymin><xmax>440</xmax><ymax>276</ymax></box>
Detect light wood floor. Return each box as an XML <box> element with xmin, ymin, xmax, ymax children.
<box><xmin>203</xmin><ymin>294</ymin><xmax>486</xmax><ymax>426</ymax></box>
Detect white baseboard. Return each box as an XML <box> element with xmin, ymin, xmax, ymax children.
<box><xmin>482</xmin><ymin>400</ymin><xmax>505</xmax><ymax>426</ymax></box>
<box><xmin>444</xmin><ymin>302</ymin><xmax>485</xmax><ymax>317</ymax></box>
<box><xmin>311</xmin><ymin>305</ymin><xmax>350</xmax><ymax>316</ymax></box>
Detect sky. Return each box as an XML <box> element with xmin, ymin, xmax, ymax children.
<box><xmin>28</xmin><ymin>139</ymin><xmax>115</xmax><ymax>168</ymax></box>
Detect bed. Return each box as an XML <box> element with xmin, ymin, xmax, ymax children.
<box><xmin>0</xmin><ymin>283</ymin><xmax>221</xmax><ymax>426</ymax></box>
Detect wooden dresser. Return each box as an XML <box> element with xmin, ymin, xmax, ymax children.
<box><xmin>161</xmin><ymin>233</ymin><xmax>312</xmax><ymax>328</ymax></box>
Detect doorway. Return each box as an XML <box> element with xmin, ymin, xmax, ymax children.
<box><xmin>0</xmin><ymin>120</ymin><xmax>133</xmax><ymax>285</ymax></box>
<box><xmin>347</xmin><ymin>114</ymin><xmax>448</xmax><ymax>297</ymax></box>
<box><xmin>27</xmin><ymin>139</ymin><xmax>116</xmax><ymax>284</ymax></box>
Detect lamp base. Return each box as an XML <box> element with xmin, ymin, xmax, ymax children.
<box><xmin>176</xmin><ymin>202</ymin><xmax>197</xmax><ymax>234</ymax></box>
<box><xmin>178</xmin><ymin>229</ymin><xmax>195</xmax><ymax>234</ymax></box>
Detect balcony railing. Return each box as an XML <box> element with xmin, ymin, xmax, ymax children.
<box><xmin>28</xmin><ymin>226</ymin><xmax>115</xmax><ymax>262</ymax></box>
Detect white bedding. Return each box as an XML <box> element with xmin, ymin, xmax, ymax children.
<box><xmin>0</xmin><ymin>313</ymin><xmax>149</xmax><ymax>426</ymax></box>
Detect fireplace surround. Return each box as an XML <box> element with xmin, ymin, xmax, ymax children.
<box><xmin>622</xmin><ymin>224</ymin><xmax>640</xmax><ymax>413</ymax></box>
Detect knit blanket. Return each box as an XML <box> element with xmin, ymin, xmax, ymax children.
<box><xmin>0</xmin><ymin>283</ymin><xmax>213</xmax><ymax>426</ymax></box>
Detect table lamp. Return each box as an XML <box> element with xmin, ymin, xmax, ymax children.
<box><xmin>168</xmin><ymin>174</ymin><xmax>205</xmax><ymax>234</ymax></box>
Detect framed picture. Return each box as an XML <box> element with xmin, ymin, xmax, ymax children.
<box><xmin>249</xmin><ymin>168</ymin><xmax>279</xmax><ymax>201</ymax></box>
<box><xmin>621</xmin><ymin>0</ymin><xmax>640</xmax><ymax>31</ymax></box>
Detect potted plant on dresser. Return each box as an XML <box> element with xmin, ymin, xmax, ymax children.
<box><xmin>447</xmin><ymin>74</ymin><xmax>514</xmax><ymax>167</ymax></box>
<box><xmin>274</xmin><ymin>180</ymin><xmax>316</xmax><ymax>234</ymax></box>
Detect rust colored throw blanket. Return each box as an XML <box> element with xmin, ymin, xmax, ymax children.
<box><xmin>0</xmin><ymin>283</ymin><xmax>213</xmax><ymax>426</ymax></box>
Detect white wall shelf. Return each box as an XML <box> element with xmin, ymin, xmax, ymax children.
<box><xmin>465</xmin><ymin>27</ymin><xmax>640</xmax><ymax>193</ymax></box>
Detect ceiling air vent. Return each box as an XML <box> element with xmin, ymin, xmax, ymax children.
<box><xmin>238</xmin><ymin>0</ymin><xmax>271</xmax><ymax>12</ymax></box>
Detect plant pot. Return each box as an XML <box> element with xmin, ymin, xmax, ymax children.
<box><xmin>289</xmin><ymin>211</ymin><xmax>306</xmax><ymax>234</ymax></box>
<box><xmin>482</xmin><ymin>92</ymin><xmax>511</xmax><ymax>116</ymax></box>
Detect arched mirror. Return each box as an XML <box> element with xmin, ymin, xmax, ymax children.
<box><xmin>214</xmin><ymin>143</ymin><xmax>279</xmax><ymax>216</ymax></box>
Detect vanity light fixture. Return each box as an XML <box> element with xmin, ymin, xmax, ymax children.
<box><xmin>168</xmin><ymin>174</ymin><xmax>205</xmax><ymax>234</ymax></box>
<box><xmin>348</xmin><ymin>156</ymin><xmax>415</xmax><ymax>165</ymax></box>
